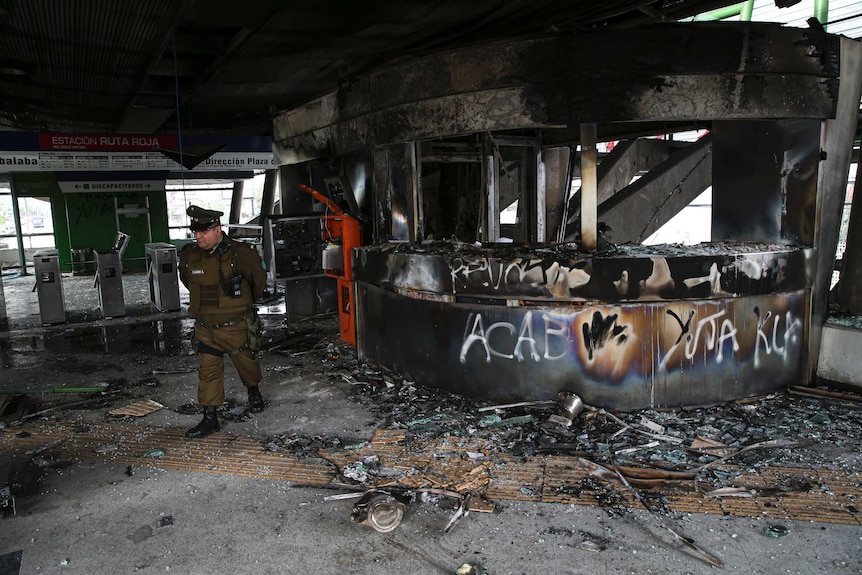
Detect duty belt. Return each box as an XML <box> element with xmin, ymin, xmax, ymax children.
<box><xmin>196</xmin><ymin>315</ymin><xmax>248</xmax><ymax>329</ymax></box>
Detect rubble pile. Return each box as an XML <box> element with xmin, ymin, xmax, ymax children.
<box><xmin>251</xmin><ymin>314</ymin><xmax>862</xmax><ymax>548</ymax></box>
<box><xmin>259</xmin><ymin>314</ymin><xmax>862</xmax><ymax>485</ymax></box>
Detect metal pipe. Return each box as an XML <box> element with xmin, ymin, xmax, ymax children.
<box><xmin>699</xmin><ymin>2</ymin><xmax>744</xmax><ymax>21</ymax></box>
<box><xmin>740</xmin><ymin>0</ymin><xmax>754</xmax><ymax>21</ymax></box>
<box><xmin>10</xmin><ymin>181</ymin><xmax>26</xmax><ymax>274</ymax></box>
<box><xmin>814</xmin><ymin>0</ymin><xmax>829</xmax><ymax>29</ymax></box>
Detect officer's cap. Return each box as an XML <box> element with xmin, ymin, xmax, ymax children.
<box><xmin>187</xmin><ymin>205</ymin><xmax>223</xmax><ymax>231</ymax></box>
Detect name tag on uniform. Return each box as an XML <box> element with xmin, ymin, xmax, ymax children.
<box><xmin>190</xmin><ymin>269</ymin><xmax>205</xmax><ymax>275</ymax></box>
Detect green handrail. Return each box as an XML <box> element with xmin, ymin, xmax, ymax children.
<box><xmin>814</xmin><ymin>0</ymin><xmax>829</xmax><ymax>29</ymax></box>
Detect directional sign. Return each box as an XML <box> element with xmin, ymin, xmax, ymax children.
<box><xmin>58</xmin><ymin>180</ymin><xmax>166</xmax><ymax>194</ymax></box>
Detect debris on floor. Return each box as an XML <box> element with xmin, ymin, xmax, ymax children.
<box><xmin>350</xmin><ymin>489</ymin><xmax>410</xmax><ymax>532</ymax></box>
<box><xmin>108</xmin><ymin>399</ymin><xmax>165</xmax><ymax>417</ymax></box>
<box><xmin>3</xmin><ymin>310</ymin><xmax>862</xmax><ymax>559</ymax></box>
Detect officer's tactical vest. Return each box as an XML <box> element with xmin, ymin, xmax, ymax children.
<box><xmin>181</xmin><ymin>239</ymin><xmax>254</xmax><ymax>322</ymax></box>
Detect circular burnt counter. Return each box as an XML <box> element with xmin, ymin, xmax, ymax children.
<box><xmin>353</xmin><ymin>242</ymin><xmax>814</xmax><ymax>410</ymax></box>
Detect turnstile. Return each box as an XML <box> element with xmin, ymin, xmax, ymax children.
<box><xmin>33</xmin><ymin>249</ymin><xmax>66</xmax><ymax>325</ymax></box>
<box><xmin>145</xmin><ymin>242</ymin><xmax>180</xmax><ymax>311</ymax></box>
<box><xmin>93</xmin><ymin>249</ymin><xmax>125</xmax><ymax>318</ymax></box>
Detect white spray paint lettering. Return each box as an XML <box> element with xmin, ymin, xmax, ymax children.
<box><xmin>460</xmin><ymin>311</ymin><xmax>570</xmax><ymax>364</ymax></box>
<box><xmin>753</xmin><ymin>307</ymin><xmax>802</xmax><ymax>367</ymax></box>
<box><xmin>660</xmin><ymin>309</ymin><xmax>739</xmax><ymax>370</ymax></box>
<box><xmin>451</xmin><ymin>257</ymin><xmax>553</xmax><ymax>291</ymax></box>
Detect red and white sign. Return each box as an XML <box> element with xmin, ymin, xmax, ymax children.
<box><xmin>39</xmin><ymin>133</ymin><xmax>178</xmax><ymax>151</ymax></box>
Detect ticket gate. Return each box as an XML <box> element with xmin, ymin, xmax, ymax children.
<box><xmin>145</xmin><ymin>242</ymin><xmax>180</xmax><ymax>311</ymax></box>
<box><xmin>93</xmin><ymin>248</ymin><xmax>125</xmax><ymax>318</ymax></box>
<box><xmin>33</xmin><ymin>249</ymin><xmax>66</xmax><ymax>325</ymax></box>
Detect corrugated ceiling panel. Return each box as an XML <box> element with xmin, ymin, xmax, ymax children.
<box><xmin>0</xmin><ymin>0</ymin><xmax>183</xmax><ymax>131</ymax></box>
<box><xmin>751</xmin><ymin>0</ymin><xmax>862</xmax><ymax>38</ymax></box>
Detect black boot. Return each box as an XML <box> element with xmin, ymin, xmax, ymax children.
<box><xmin>186</xmin><ymin>405</ymin><xmax>220</xmax><ymax>439</ymax></box>
<box><xmin>247</xmin><ymin>386</ymin><xmax>265</xmax><ymax>413</ymax></box>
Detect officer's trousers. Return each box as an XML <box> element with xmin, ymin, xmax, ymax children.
<box><xmin>194</xmin><ymin>321</ymin><xmax>262</xmax><ymax>406</ymax></box>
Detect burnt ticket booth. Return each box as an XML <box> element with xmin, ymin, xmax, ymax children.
<box><xmin>273</xmin><ymin>22</ymin><xmax>861</xmax><ymax>409</ymax></box>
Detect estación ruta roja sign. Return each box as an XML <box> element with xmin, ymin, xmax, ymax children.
<box><xmin>0</xmin><ymin>132</ymin><xmax>275</xmax><ymax>172</ymax></box>
<box><xmin>40</xmin><ymin>133</ymin><xmax>175</xmax><ymax>151</ymax></box>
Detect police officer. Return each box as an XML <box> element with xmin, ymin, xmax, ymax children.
<box><xmin>179</xmin><ymin>205</ymin><xmax>267</xmax><ymax>438</ymax></box>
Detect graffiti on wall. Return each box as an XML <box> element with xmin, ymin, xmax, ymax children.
<box><xmin>458</xmin><ymin>295</ymin><xmax>804</xmax><ymax>383</ymax></box>
<box><xmin>354</xmin><ymin>243</ymin><xmax>814</xmax><ymax>303</ymax></box>
<box><xmin>450</xmin><ymin>256</ymin><xmax>591</xmax><ymax>298</ymax></box>
<box><xmin>354</xmin><ymin>245</ymin><xmax>814</xmax><ymax>407</ymax></box>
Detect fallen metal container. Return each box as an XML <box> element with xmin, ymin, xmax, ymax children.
<box><xmin>351</xmin><ymin>490</ymin><xmax>408</xmax><ymax>533</ymax></box>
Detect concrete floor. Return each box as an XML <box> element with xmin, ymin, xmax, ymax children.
<box><xmin>1</xmin><ymin>269</ymin><xmax>861</xmax><ymax>575</ymax></box>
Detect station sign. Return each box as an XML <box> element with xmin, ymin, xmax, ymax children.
<box><xmin>0</xmin><ymin>132</ymin><xmax>275</xmax><ymax>172</ymax></box>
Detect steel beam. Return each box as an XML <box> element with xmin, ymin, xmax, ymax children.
<box><xmin>600</xmin><ymin>135</ymin><xmax>713</xmax><ymax>245</ymax></box>
<box><xmin>810</xmin><ymin>37</ymin><xmax>862</xmax><ymax>378</ymax></box>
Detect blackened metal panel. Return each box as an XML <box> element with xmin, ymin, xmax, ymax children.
<box><xmin>278</xmin><ymin>164</ymin><xmax>314</xmax><ymax>214</ymax></box>
<box><xmin>372</xmin><ymin>147</ymin><xmax>392</xmax><ymax>242</ymax></box>
<box><xmin>366</xmin><ymin>23</ymin><xmax>838</xmax><ymax>111</ymax></box>
<box><xmin>354</xmin><ymin>248</ymin><xmax>453</xmax><ymax>294</ymax></box>
<box><xmin>273</xmin><ymin>23</ymin><xmax>840</xmax><ymax>155</ymax></box>
<box><xmin>356</xmin><ymin>282</ymin><xmax>808</xmax><ymax>409</ymax></box>
<box><xmin>781</xmin><ymin>121</ymin><xmax>822</xmax><ymax>246</ymax></box>
<box><xmin>712</xmin><ymin>120</ymin><xmax>820</xmax><ymax>244</ymax></box>
<box><xmin>353</xmin><ymin>244</ymin><xmax>815</xmax><ymax>303</ymax></box>
<box><xmin>543</xmin><ymin>146</ymin><xmax>570</xmax><ymax>243</ymax></box>
<box><xmin>385</xmin><ymin>143</ymin><xmax>420</xmax><ymax>241</ymax></box>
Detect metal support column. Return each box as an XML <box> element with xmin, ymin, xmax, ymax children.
<box><xmin>580</xmin><ymin>123</ymin><xmax>598</xmax><ymax>252</ymax></box>
<box><xmin>484</xmin><ymin>135</ymin><xmax>500</xmax><ymax>242</ymax></box>
<box><xmin>261</xmin><ymin>169</ymin><xmax>277</xmax><ymax>218</ymax></box>
<box><xmin>810</xmin><ymin>37</ymin><xmax>862</xmax><ymax>380</ymax></box>
<box><xmin>10</xmin><ymin>181</ymin><xmax>26</xmax><ymax>274</ymax></box>
<box><xmin>229</xmin><ymin>180</ymin><xmax>244</xmax><ymax>225</ymax></box>
<box><xmin>836</xmin><ymin>156</ymin><xmax>862</xmax><ymax>313</ymax></box>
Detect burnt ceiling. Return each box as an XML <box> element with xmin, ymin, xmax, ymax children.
<box><xmin>0</xmin><ymin>0</ymin><xmax>740</xmax><ymax>136</ymax></box>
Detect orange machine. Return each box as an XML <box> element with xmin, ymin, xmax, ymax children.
<box><xmin>298</xmin><ymin>184</ymin><xmax>361</xmax><ymax>345</ymax></box>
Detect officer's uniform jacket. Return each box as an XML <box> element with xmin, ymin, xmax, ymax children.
<box><xmin>179</xmin><ymin>233</ymin><xmax>266</xmax><ymax>325</ymax></box>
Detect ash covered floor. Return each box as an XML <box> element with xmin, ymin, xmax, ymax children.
<box><xmin>0</xmin><ymin>270</ymin><xmax>861</xmax><ymax>574</ymax></box>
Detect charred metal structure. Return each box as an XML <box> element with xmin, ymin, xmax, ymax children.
<box><xmin>272</xmin><ymin>22</ymin><xmax>862</xmax><ymax>409</ymax></box>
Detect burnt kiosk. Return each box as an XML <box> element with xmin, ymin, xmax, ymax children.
<box><xmin>273</xmin><ymin>23</ymin><xmax>861</xmax><ymax>409</ymax></box>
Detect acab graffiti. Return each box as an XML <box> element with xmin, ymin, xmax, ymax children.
<box><xmin>459</xmin><ymin>309</ymin><xmax>632</xmax><ymax>369</ymax></box>
<box><xmin>459</xmin><ymin>300</ymin><xmax>804</xmax><ymax>378</ymax></box>
<box><xmin>459</xmin><ymin>310</ymin><xmax>570</xmax><ymax>363</ymax></box>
